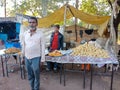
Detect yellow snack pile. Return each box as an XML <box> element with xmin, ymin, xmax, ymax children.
<box><xmin>71</xmin><ymin>43</ymin><xmax>109</xmax><ymax>58</ymax></box>
<box><xmin>48</xmin><ymin>50</ymin><xmax>62</xmax><ymax>57</ymax></box>
<box><xmin>4</xmin><ymin>47</ymin><xmax>21</xmax><ymax>54</ymax></box>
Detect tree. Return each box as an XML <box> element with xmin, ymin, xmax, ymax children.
<box><xmin>7</xmin><ymin>0</ymin><xmax>68</xmax><ymax>17</ymax></box>
<box><xmin>0</xmin><ymin>0</ymin><xmax>7</xmax><ymax>17</ymax></box>
<box><xmin>8</xmin><ymin>0</ymin><xmax>42</xmax><ymax>17</ymax></box>
<box><xmin>80</xmin><ymin>0</ymin><xmax>111</xmax><ymax>16</ymax></box>
<box><xmin>107</xmin><ymin>0</ymin><xmax>120</xmax><ymax>38</ymax></box>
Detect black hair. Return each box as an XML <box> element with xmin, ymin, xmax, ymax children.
<box><xmin>28</xmin><ymin>17</ymin><xmax>38</xmax><ymax>23</ymax></box>
<box><xmin>50</xmin><ymin>24</ymin><xmax>54</xmax><ymax>27</ymax></box>
<box><xmin>53</xmin><ymin>24</ymin><xmax>60</xmax><ymax>29</ymax></box>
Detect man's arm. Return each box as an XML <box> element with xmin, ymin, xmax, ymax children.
<box><xmin>40</xmin><ymin>33</ymin><xmax>45</xmax><ymax>62</ymax></box>
<box><xmin>21</xmin><ymin>32</ymin><xmax>26</xmax><ymax>64</ymax></box>
<box><xmin>49</xmin><ymin>32</ymin><xmax>54</xmax><ymax>51</ymax></box>
<box><xmin>61</xmin><ymin>34</ymin><xmax>64</xmax><ymax>50</ymax></box>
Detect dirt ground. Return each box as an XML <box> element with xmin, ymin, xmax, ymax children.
<box><xmin>0</xmin><ymin>57</ymin><xmax>120</xmax><ymax>90</ymax></box>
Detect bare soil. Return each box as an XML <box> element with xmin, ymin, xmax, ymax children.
<box><xmin>0</xmin><ymin>57</ymin><xmax>120</xmax><ymax>90</ymax></box>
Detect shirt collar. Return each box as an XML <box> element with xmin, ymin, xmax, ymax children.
<box><xmin>28</xmin><ymin>29</ymin><xmax>37</xmax><ymax>33</ymax></box>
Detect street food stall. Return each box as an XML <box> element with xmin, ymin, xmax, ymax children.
<box><xmin>0</xmin><ymin>4</ymin><xmax>119</xmax><ymax>90</ymax></box>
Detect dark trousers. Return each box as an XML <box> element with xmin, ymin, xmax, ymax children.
<box><xmin>47</xmin><ymin>62</ymin><xmax>58</xmax><ymax>70</ymax></box>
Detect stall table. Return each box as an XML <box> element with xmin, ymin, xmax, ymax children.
<box><xmin>0</xmin><ymin>49</ymin><xmax>24</xmax><ymax>79</ymax></box>
<box><xmin>46</xmin><ymin>52</ymin><xmax>118</xmax><ymax>90</ymax></box>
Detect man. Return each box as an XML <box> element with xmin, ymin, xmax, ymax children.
<box><xmin>46</xmin><ymin>24</ymin><xmax>63</xmax><ymax>72</ymax></box>
<box><xmin>22</xmin><ymin>17</ymin><xmax>45</xmax><ymax>90</ymax></box>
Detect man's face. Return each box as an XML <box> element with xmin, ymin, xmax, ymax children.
<box><xmin>54</xmin><ymin>27</ymin><xmax>59</xmax><ymax>32</ymax></box>
<box><xmin>28</xmin><ymin>19</ymin><xmax>38</xmax><ymax>30</ymax></box>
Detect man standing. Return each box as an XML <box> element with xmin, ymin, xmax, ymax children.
<box><xmin>46</xmin><ymin>24</ymin><xmax>63</xmax><ymax>72</ymax></box>
<box><xmin>22</xmin><ymin>17</ymin><xmax>45</xmax><ymax>90</ymax></box>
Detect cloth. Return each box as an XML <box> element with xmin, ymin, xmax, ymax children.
<box><xmin>80</xmin><ymin>39</ymin><xmax>87</xmax><ymax>44</ymax></box>
<box><xmin>81</xmin><ymin>64</ymin><xmax>90</xmax><ymax>71</ymax></box>
<box><xmin>85</xmin><ymin>29</ymin><xmax>93</xmax><ymax>35</ymax></box>
<box><xmin>25</xmin><ymin>57</ymin><xmax>41</xmax><ymax>90</ymax></box>
<box><xmin>45</xmin><ymin>53</ymin><xmax>118</xmax><ymax>64</ymax></box>
<box><xmin>51</xmin><ymin>33</ymin><xmax>58</xmax><ymax>50</ymax></box>
<box><xmin>96</xmin><ymin>37</ymin><xmax>107</xmax><ymax>49</ymax></box>
<box><xmin>22</xmin><ymin>29</ymin><xmax>45</xmax><ymax>62</ymax></box>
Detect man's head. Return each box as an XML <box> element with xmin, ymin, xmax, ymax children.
<box><xmin>28</xmin><ymin>17</ymin><xmax>38</xmax><ymax>30</ymax></box>
<box><xmin>53</xmin><ymin>24</ymin><xmax>60</xmax><ymax>33</ymax></box>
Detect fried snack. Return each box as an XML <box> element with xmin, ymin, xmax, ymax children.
<box><xmin>48</xmin><ymin>50</ymin><xmax>62</xmax><ymax>57</ymax></box>
<box><xmin>17</xmin><ymin>52</ymin><xmax>22</xmax><ymax>55</ymax></box>
<box><xmin>4</xmin><ymin>47</ymin><xmax>21</xmax><ymax>54</ymax></box>
<box><xmin>71</xmin><ymin>43</ymin><xmax>109</xmax><ymax>58</ymax></box>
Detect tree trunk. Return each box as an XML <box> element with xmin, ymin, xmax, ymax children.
<box><xmin>113</xmin><ymin>10</ymin><xmax>120</xmax><ymax>39</ymax></box>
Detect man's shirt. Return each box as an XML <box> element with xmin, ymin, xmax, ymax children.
<box><xmin>51</xmin><ymin>33</ymin><xmax>58</xmax><ymax>50</ymax></box>
<box><xmin>22</xmin><ymin>29</ymin><xmax>45</xmax><ymax>62</ymax></box>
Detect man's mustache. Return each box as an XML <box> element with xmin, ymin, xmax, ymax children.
<box><xmin>29</xmin><ymin>26</ymin><xmax>36</xmax><ymax>30</ymax></box>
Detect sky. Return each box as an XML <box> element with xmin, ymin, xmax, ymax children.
<box><xmin>0</xmin><ymin>0</ymin><xmax>76</xmax><ymax>17</ymax></box>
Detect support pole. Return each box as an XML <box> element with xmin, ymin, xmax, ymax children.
<box><xmin>75</xmin><ymin>0</ymin><xmax>79</xmax><ymax>41</ymax></box>
<box><xmin>63</xmin><ymin>3</ymin><xmax>68</xmax><ymax>35</ymax></box>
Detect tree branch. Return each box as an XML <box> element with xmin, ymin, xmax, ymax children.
<box><xmin>117</xmin><ymin>0</ymin><xmax>120</xmax><ymax>6</ymax></box>
<box><xmin>107</xmin><ymin>0</ymin><xmax>113</xmax><ymax>9</ymax></box>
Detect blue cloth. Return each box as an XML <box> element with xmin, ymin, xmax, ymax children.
<box><xmin>25</xmin><ymin>57</ymin><xmax>41</xmax><ymax>90</ymax></box>
<box><xmin>0</xmin><ymin>34</ymin><xmax>8</xmax><ymax>42</ymax></box>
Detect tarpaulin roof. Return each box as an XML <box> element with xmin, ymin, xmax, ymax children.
<box><xmin>37</xmin><ymin>5</ymin><xmax>110</xmax><ymax>27</ymax></box>
<box><xmin>23</xmin><ymin>4</ymin><xmax>110</xmax><ymax>36</ymax></box>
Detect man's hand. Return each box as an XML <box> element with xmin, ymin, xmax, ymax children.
<box><xmin>40</xmin><ymin>62</ymin><xmax>44</xmax><ymax>66</ymax></box>
<box><xmin>40</xmin><ymin>62</ymin><xmax>44</xmax><ymax>71</ymax></box>
<box><xmin>21</xmin><ymin>59</ymin><xmax>25</xmax><ymax>65</ymax></box>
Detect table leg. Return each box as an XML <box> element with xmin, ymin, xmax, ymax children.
<box><xmin>19</xmin><ymin>55</ymin><xmax>23</xmax><ymax>79</ymax></box>
<box><xmin>23</xmin><ymin>65</ymin><xmax>26</xmax><ymax>79</ymax></box>
<box><xmin>83</xmin><ymin>64</ymin><xmax>86</xmax><ymax>89</ymax></box>
<box><xmin>72</xmin><ymin>63</ymin><xmax>74</xmax><ymax>69</ymax></box>
<box><xmin>110</xmin><ymin>65</ymin><xmax>114</xmax><ymax>90</ymax></box>
<box><xmin>104</xmin><ymin>64</ymin><xmax>107</xmax><ymax>73</ymax></box>
<box><xmin>1</xmin><ymin>56</ymin><xmax>5</xmax><ymax>77</ymax></box>
<box><xmin>90</xmin><ymin>64</ymin><xmax>93</xmax><ymax>90</ymax></box>
<box><xmin>63</xmin><ymin>64</ymin><xmax>66</xmax><ymax>86</ymax></box>
<box><xmin>5</xmin><ymin>56</ymin><xmax>9</xmax><ymax>77</ymax></box>
<box><xmin>16</xmin><ymin>55</ymin><xmax>18</xmax><ymax>64</ymax></box>
<box><xmin>60</xmin><ymin>63</ymin><xmax>63</xmax><ymax>84</ymax></box>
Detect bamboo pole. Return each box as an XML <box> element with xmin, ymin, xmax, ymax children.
<box><xmin>75</xmin><ymin>0</ymin><xmax>79</xmax><ymax>41</ymax></box>
<box><xmin>110</xmin><ymin>10</ymin><xmax>117</xmax><ymax>55</ymax></box>
<box><xmin>63</xmin><ymin>3</ymin><xmax>68</xmax><ymax>36</ymax></box>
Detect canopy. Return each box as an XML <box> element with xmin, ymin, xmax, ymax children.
<box><xmin>23</xmin><ymin>4</ymin><xmax>110</xmax><ymax>36</ymax></box>
<box><xmin>38</xmin><ymin>5</ymin><xmax>110</xmax><ymax>27</ymax></box>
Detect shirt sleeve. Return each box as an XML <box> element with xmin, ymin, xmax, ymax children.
<box><xmin>40</xmin><ymin>32</ymin><xmax>45</xmax><ymax>62</ymax></box>
<box><xmin>61</xmin><ymin>34</ymin><xmax>64</xmax><ymax>50</ymax></box>
<box><xmin>21</xmin><ymin>32</ymin><xmax>26</xmax><ymax>58</ymax></box>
